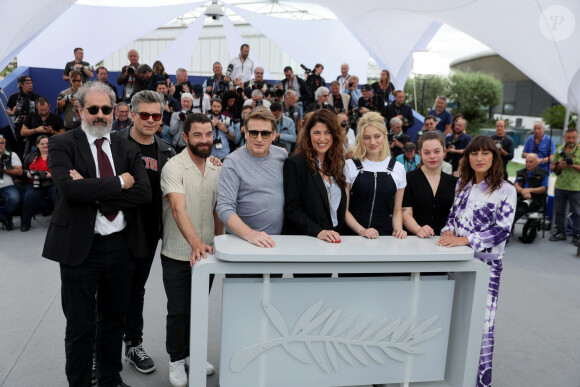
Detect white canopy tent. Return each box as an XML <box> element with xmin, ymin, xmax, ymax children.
<box><xmin>2</xmin><ymin>0</ymin><xmax>580</xmax><ymax>112</ymax></box>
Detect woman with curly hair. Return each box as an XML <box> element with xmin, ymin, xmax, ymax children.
<box><xmin>283</xmin><ymin>109</ymin><xmax>346</xmax><ymax>243</ymax></box>
<box><xmin>437</xmin><ymin>135</ymin><xmax>516</xmax><ymax>387</ymax></box>
<box><xmin>344</xmin><ymin>111</ymin><xmax>407</xmax><ymax>238</ymax></box>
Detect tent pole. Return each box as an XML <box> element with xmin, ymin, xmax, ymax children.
<box><xmin>563</xmin><ymin>107</ymin><xmax>570</xmax><ymax>130</ymax></box>
<box><xmin>413</xmin><ymin>76</ymin><xmax>418</xmax><ymax>112</ymax></box>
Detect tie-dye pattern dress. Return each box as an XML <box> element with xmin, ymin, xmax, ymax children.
<box><xmin>441</xmin><ymin>179</ymin><xmax>516</xmax><ymax>387</ymax></box>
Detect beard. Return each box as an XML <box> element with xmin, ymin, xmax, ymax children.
<box><xmin>81</xmin><ymin>112</ymin><xmax>112</xmax><ymax>138</ymax></box>
<box><xmin>188</xmin><ymin>142</ymin><xmax>212</xmax><ymax>159</ymax></box>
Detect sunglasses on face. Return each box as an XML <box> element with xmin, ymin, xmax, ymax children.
<box><xmin>136</xmin><ymin>112</ymin><xmax>163</xmax><ymax>121</ymax></box>
<box><xmin>85</xmin><ymin>105</ymin><xmax>113</xmax><ymax>115</ymax></box>
<box><xmin>247</xmin><ymin>130</ymin><xmax>273</xmax><ymax>139</ymax></box>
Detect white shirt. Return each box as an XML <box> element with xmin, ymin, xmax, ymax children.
<box><xmin>344</xmin><ymin>157</ymin><xmax>407</xmax><ymax>190</ymax></box>
<box><xmin>229</xmin><ymin>55</ymin><xmax>254</xmax><ymax>83</ymax></box>
<box><xmin>192</xmin><ymin>95</ymin><xmax>211</xmax><ymax>115</ymax></box>
<box><xmin>338</xmin><ymin>74</ymin><xmax>351</xmax><ymax>92</ymax></box>
<box><xmin>83</xmin><ymin>128</ymin><xmax>127</xmax><ymax>235</ymax></box>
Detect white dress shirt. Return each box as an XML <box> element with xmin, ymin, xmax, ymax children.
<box><xmin>83</xmin><ymin>128</ymin><xmax>127</xmax><ymax>235</ymax></box>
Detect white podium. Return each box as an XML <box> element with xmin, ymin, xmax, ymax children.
<box><xmin>189</xmin><ymin>235</ymin><xmax>489</xmax><ymax>387</ymax></box>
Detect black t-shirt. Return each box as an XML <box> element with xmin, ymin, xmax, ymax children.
<box><xmin>64</xmin><ymin>61</ymin><xmax>91</xmax><ymax>83</ymax></box>
<box><xmin>402</xmin><ymin>168</ymin><xmax>458</xmax><ymax>235</ymax></box>
<box><xmin>7</xmin><ymin>92</ymin><xmax>40</xmax><ymax>116</ymax></box>
<box><xmin>358</xmin><ymin>95</ymin><xmax>386</xmax><ymax>117</ymax></box>
<box><xmin>23</xmin><ymin>112</ymin><xmax>65</xmax><ymax>144</ymax></box>
<box><xmin>129</xmin><ymin>137</ymin><xmax>161</xmax><ymax>244</ymax></box>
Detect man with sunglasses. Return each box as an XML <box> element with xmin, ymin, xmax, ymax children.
<box><xmin>43</xmin><ymin>81</ymin><xmax>151</xmax><ymax>387</ymax></box>
<box><xmin>115</xmin><ymin>90</ymin><xmax>176</xmax><ymax>375</ymax></box>
<box><xmin>217</xmin><ymin>106</ymin><xmax>287</xmax><ymax>248</ymax></box>
<box><xmin>57</xmin><ymin>70</ymin><xmax>83</xmax><ymax>130</ymax></box>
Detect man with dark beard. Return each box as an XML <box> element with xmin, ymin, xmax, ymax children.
<box><xmin>43</xmin><ymin>81</ymin><xmax>151</xmax><ymax>387</ymax></box>
<box><xmin>114</xmin><ymin>90</ymin><xmax>176</xmax><ymax>375</ymax></box>
<box><xmin>160</xmin><ymin>113</ymin><xmax>223</xmax><ymax>386</ymax></box>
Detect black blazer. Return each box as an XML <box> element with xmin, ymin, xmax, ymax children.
<box><xmin>283</xmin><ymin>154</ymin><xmax>346</xmax><ymax>237</ymax></box>
<box><xmin>42</xmin><ymin>128</ymin><xmax>152</xmax><ymax>266</ymax></box>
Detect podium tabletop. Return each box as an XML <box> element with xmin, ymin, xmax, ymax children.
<box><xmin>214</xmin><ymin>235</ymin><xmax>474</xmax><ymax>263</ymax></box>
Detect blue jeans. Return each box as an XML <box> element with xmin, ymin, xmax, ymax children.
<box><xmin>0</xmin><ymin>185</ymin><xmax>20</xmax><ymax>221</ymax></box>
<box><xmin>161</xmin><ymin>124</ymin><xmax>172</xmax><ymax>144</ymax></box>
<box><xmin>21</xmin><ymin>182</ymin><xmax>56</xmax><ymax>226</ymax></box>
<box><xmin>554</xmin><ymin>188</ymin><xmax>580</xmax><ymax>235</ymax></box>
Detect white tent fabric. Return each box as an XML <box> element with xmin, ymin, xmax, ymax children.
<box><xmin>220</xmin><ymin>14</ymin><xmax>273</xmax><ymax>80</ymax></box>
<box><xmin>17</xmin><ymin>2</ymin><xmax>200</xmax><ymax>69</ymax></box>
<box><xmin>0</xmin><ymin>0</ymin><xmax>75</xmax><ymax>72</ymax></box>
<box><xmin>307</xmin><ymin>0</ymin><xmax>580</xmax><ymax>112</ymax></box>
<box><xmin>155</xmin><ymin>7</ymin><xmax>206</xmax><ymax>74</ymax></box>
<box><xmin>224</xmin><ymin>3</ymin><xmax>369</xmax><ymax>84</ymax></box>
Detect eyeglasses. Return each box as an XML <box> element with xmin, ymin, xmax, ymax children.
<box><xmin>136</xmin><ymin>112</ymin><xmax>163</xmax><ymax>121</ymax></box>
<box><xmin>321</xmin><ymin>94</ymin><xmax>329</xmax><ymax>98</ymax></box>
<box><xmin>85</xmin><ymin>105</ymin><xmax>113</xmax><ymax>115</ymax></box>
<box><xmin>247</xmin><ymin>130</ymin><xmax>273</xmax><ymax>139</ymax></box>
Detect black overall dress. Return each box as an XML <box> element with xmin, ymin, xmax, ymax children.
<box><xmin>349</xmin><ymin>157</ymin><xmax>397</xmax><ymax>235</ymax></box>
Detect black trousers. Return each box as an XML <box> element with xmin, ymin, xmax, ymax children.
<box><xmin>124</xmin><ymin>239</ymin><xmax>158</xmax><ymax>343</ymax></box>
<box><xmin>60</xmin><ymin>233</ymin><xmax>135</xmax><ymax>387</ymax></box>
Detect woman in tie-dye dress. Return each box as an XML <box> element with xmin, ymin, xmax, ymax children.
<box><xmin>437</xmin><ymin>135</ymin><xmax>516</xmax><ymax>387</ymax></box>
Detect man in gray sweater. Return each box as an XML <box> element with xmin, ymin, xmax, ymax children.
<box><xmin>217</xmin><ymin>106</ymin><xmax>287</xmax><ymax>247</ymax></box>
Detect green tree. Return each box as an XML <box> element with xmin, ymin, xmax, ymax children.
<box><xmin>404</xmin><ymin>75</ymin><xmax>449</xmax><ymax>116</ymax></box>
<box><xmin>447</xmin><ymin>71</ymin><xmax>501</xmax><ymax>122</ymax></box>
<box><xmin>542</xmin><ymin>104</ymin><xmax>577</xmax><ymax>129</ymax></box>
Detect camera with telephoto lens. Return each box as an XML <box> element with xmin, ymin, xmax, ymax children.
<box><xmin>387</xmin><ymin>133</ymin><xmax>395</xmax><ymax>144</ymax></box>
<box><xmin>300</xmin><ymin>64</ymin><xmax>312</xmax><ymax>75</ymax></box>
<box><xmin>340</xmin><ymin>120</ymin><xmax>347</xmax><ymax>128</ymax></box>
<box><xmin>348</xmin><ymin>81</ymin><xmax>354</xmax><ymax>88</ymax></box>
<box><xmin>559</xmin><ymin>148</ymin><xmax>574</xmax><ymax>166</ymax></box>
<box><xmin>30</xmin><ymin>170</ymin><xmax>47</xmax><ymax>190</ymax></box>
<box><xmin>64</xmin><ymin>94</ymin><xmax>76</xmax><ymax>103</ymax></box>
<box><xmin>252</xmin><ymin>82</ymin><xmax>264</xmax><ymax>91</ymax></box>
<box><xmin>179</xmin><ymin>109</ymin><xmax>192</xmax><ymax>121</ymax></box>
<box><xmin>255</xmin><ymin>99</ymin><xmax>263</xmax><ymax>106</ymax></box>
<box><xmin>1</xmin><ymin>152</ymin><xmax>13</xmax><ymax>174</ymax></box>
<box><xmin>235</xmin><ymin>86</ymin><xmax>244</xmax><ymax>95</ymax></box>
<box><xmin>494</xmin><ymin>139</ymin><xmax>502</xmax><ymax>149</ymax></box>
<box><xmin>446</xmin><ymin>137</ymin><xmax>460</xmax><ymax>149</ymax></box>
<box><xmin>274</xmin><ymin>88</ymin><xmax>284</xmax><ymax>98</ymax></box>
<box><xmin>225</xmin><ymin>64</ymin><xmax>234</xmax><ymax>78</ymax></box>
<box><xmin>13</xmin><ymin>100</ymin><xmax>25</xmax><ymax>124</ymax></box>
<box><xmin>127</xmin><ymin>66</ymin><xmax>136</xmax><ymax>75</ymax></box>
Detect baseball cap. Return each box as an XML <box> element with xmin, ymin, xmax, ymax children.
<box><xmin>361</xmin><ymin>84</ymin><xmax>372</xmax><ymax>91</ymax></box>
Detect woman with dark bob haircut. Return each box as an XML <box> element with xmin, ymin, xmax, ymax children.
<box><xmin>437</xmin><ymin>135</ymin><xmax>516</xmax><ymax>387</ymax></box>
<box><xmin>283</xmin><ymin>109</ymin><xmax>346</xmax><ymax>243</ymax></box>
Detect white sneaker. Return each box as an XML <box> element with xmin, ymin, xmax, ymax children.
<box><xmin>169</xmin><ymin>359</ymin><xmax>187</xmax><ymax>387</ymax></box>
<box><xmin>183</xmin><ymin>357</ymin><xmax>215</xmax><ymax>376</ymax></box>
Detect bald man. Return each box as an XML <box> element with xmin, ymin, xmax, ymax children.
<box><xmin>492</xmin><ymin>120</ymin><xmax>514</xmax><ymax>179</ymax></box>
<box><xmin>513</xmin><ymin>154</ymin><xmax>548</xmax><ymax>225</ymax></box>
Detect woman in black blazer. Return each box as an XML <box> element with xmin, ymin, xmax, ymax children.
<box><xmin>283</xmin><ymin>109</ymin><xmax>346</xmax><ymax>243</ymax></box>
<box><xmin>403</xmin><ymin>131</ymin><xmax>459</xmax><ymax>236</ymax></box>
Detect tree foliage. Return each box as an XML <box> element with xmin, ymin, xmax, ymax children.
<box><xmin>447</xmin><ymin>71</ymin><xmax>501</xmax><ymax>122</ymax></box>
<box><xmin>542</xmin><ymin>104</ymin><xmax>577</xmax><ymax>129</ymax></box>
<box><xmin>404</xmin><ymin>75</ymin><xmax>449</xmax><ymax>116</ymax></box>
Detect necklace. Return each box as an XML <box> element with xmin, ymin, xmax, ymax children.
<box><xmin>325</xmin><ymin>179</ymin><xmax>333</xmax><ymax>210</ymax></box>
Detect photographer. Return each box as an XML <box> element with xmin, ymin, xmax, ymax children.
<box><xmin>0</xmin><ymin>135</ymin><xmax>23</xmax><ymax>230</ymax></box>
<box><xmin>172</xmin><ymin>68</ymin><xmax>193</xmax><ymax>102</ymax></box>
<box><xmin>117</xmin><ymin>49</ymin><xmax>140</xmax><ymax>101</ymax></box>
<box><xmin>270</xmin><ymin>102</ymin><xmax>296</xmax><ymax>153</ymax></box>
<box><xmin>328</xmin><ymin>81</ymin><xmax>353</xmax><ymax>115</ymax></box>
<box><xmin>208</xmin><ymin>99</ymin><xmax>235</xmax><ymax>159</ymax></box>
<box><xmin>244</xmin><ymin>67</ymin><xmax>271</xmax><ymax>95</ymax></box>
<box><xmin>281</xmin><ymin>66</ymin><xmax>310</xmax><ymax>111</ymax></box>
<box><xmin>203</xmin><ymin>62</ymin><xmax>232</xmax><ymax>99</ymax></box>
<box><xmin>304</xmin><ymin>63</ymin><xmax>326</xmax><ymax>105</ymax></box>
<box><xmin>169</xmin><ymin>93</ymin><xmax>195</xmax><ymax>153</ymax></box>
<box><xmin>268</xmin><ymin>82</ymin><xmax>285</xmax><ymax>104</ymax></box>
<box><xmin>234</xmin><ymin>105</ymin><xmax>253</xmax><ymax>148</ymax></box>
<box><xmin>21</xmin><ymin>135</ymin><xmax>56</xmax><ymax>232</ymax></box>
<box><xmin>445</xmin><ymin>118</ymin><xmax>472</xmax><ymax>174</ymax></box>
<box><xmin>228</xmin><ymin>43</ymin><xmax>254</xmax><ymax>83</ymax></box>
<box><xmin>112</xmin><ymin>102</ymin><xmax>133</xmax><ymax>133</ymax></box>
<box><xmin>133</xmin><ymin>64</ymin><xmax>155</xmax><ymax>93</ymax></box>
<box><xmin>305</xmin><ymin>87</ymin><xmax>333</xmax><ymax>114</ymax></box>
<box><xmin>63</xmin><ymin>47</ymin><xmax>93</xmax><ymax>83</ymax></box>
<box><xmin>492</xmin><ymin>119</ymin><xmax>515</xmax><ymax>179</ymax></box>
<box><xmin>57</xmin><ymin>70</ymin><xmax>82</xmax><ymax>130</ymax></box>
<box><xmin>243</xmin><ymin>89</ymin><xmax>271</xmax><ymax>109</ymax></box>
<box><xmin>522</xmin><ymin>119</ymin><xmax>555</xmax><ymax>172</ymax></box>
<box><xmin>6</xmin><ymin>75</ymin><xmax>40</xmax><ymax>155</ymax></box>
<box><xmin>221</xmin><ymin>90</ymin><xmax>243</xmax><ymax>123</ymax></box>
<box><xmin>283</xmin><ymin>90</ymin><xmax>303</xmax><ymax>136</ymax></box>
<box><xmin>385</xmin><ymin>90</ymin><xmax>414</xmax><ymax>133</ymax></box>
<box><xmin>345</xmin><ymin>75</ymin><xmax>361</xmax><ymax>105</ymax></box>
<box><xmin>396</xmin><ymin>142</ymin><xmax>421</xmax><ymax>172</ymax></box>
<box><xmin>358</xmin><ymin>84</ymin><xmax>386</xmax><ymax>117</ymax></box>
<box><xmin>513</xmin><ymin>154</ymin><xmax>548</xmax><ymax>226</ymax></box>
<box><xmin>96</xmin><ymin>66</ymin><xmax>119</xmax><ymax>102</ymax></box>
<box><xmin>549</xmin><ymin>128</ymin><xmax>580</xmax><ymax>243</ymax></box>
<box><xmin>20</xmin><ymin>97</ymin><xmax>65</xmax><ymax>157</ymax></box>
<box><xmin>156</xmin><ymin>82</ymin><xmax>181</xmax><ymax>144</ymax></box>
<box><xmin>388</xmin><ymin>117</ymin><xmax>410</xmax><ymax>159</ymax></box>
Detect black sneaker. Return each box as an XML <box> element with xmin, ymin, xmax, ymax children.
<box><xmin>1</xmin><ymin>216</ymin><xmax>13</xmax><ymax>231</ymax></box>
<box><xmin>92</xmin><ymin>353</ymin><xmax>97</xmax><ymax>385</ymax></box>
<box><xmin>549</xmin><ymin>232</ymin><xmax>566</xmax><ymax>241</ymax></box>
<box><xmin>572</xmin><ymin>234</ymin><xmax>580</xmax><ymax>245</ymax></box>
<box><xmin>125</xmin><ymin>341</ymin><xmax>156</xmax><ymax>374</ymax></box>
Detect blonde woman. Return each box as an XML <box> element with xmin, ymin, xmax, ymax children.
<box><xmin>344</xmin><ymin>112</ymin><xmax>407</xmax><ymax>238</ymax></box>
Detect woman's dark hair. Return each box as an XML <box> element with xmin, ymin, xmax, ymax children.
<box><xmin>458</xmin><ymin>135</ymin><xmax>505</xmax><ymax>193</ymax></box>
<box><xmin>222</xmin><ymin>90</ymin><xmax>237</xmax><ymax>103</ymax></box>
<box><xmin>297</xmin><ymin>109</ymin><xmax>346</xmax><ymax>189</ymax></box>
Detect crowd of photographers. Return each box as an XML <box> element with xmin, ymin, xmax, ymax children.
<box><xmin>1</xmin><ymin>44</ymin><xmax>579</xmax><ymax>241</ymax></box>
